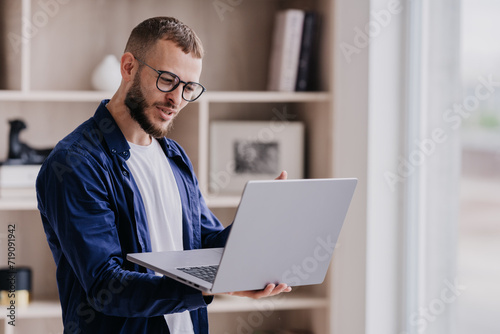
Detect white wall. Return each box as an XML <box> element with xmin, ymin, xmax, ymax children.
<box><xmin>330</xmin><ymin>0</ymin><xmax>370</xmax><ymax>333</ymax></box>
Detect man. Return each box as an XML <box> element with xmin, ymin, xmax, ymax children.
<box><xmin>36</xmin><ymin>17</ymin><xmax>290</xmax><ymax>334</ymax></box>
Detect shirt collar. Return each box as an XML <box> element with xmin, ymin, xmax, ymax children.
<box><xmin>92</xmin><ymin>99</ymin><xmax>131</xmax><ymax>160</ymax></box>
<box><xmin>92</xmin><ymin>100</ymin><xmax>184</xmax><ymax>161</ymax></box>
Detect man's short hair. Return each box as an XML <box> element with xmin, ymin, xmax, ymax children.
<box><xmin>124</xmin><ymin>16</ymin><xmax>204</xmax><ymax>61</ymax></box>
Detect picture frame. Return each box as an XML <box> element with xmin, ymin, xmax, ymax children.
<box><xmin>209</xmin><ymin>121</ymin><xmax>304</xmax><ymax>194</ymax></box>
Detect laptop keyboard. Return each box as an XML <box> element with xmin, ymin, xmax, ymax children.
<box><xmin>177</xmin><ymin>265</ymin><xmax>219</xmax><ymax>283</ymax></box>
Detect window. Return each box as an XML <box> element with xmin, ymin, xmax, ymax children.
<box><xmin>458</xmin><ymin>1</ymin><xmax>500</xmax><ymax>333</ymax></box>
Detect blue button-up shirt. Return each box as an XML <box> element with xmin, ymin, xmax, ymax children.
<box><xmin>36</xmin><ymin>100</ymin><xmax>230</xmax><ymax>334</ymax></box>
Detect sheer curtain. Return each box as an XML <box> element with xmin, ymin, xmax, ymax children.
<box><xmin>403</xmin><ymin>1</ymin><xmax>462</xmax><ymax>333</ymax></box>
<box><xmin>332</xmin><ymin>0</ymin><xmax>461</xmax><ymax>333</ymax></box>
<box><xmin>365</xmin><ymin>0</ymin><xmax>462</xmax><ymax>333</ymax></box>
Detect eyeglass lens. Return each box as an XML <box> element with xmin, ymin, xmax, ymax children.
<box><xmin>157</xmin><ymin>72</ymin><xmax>204</xmax><ymax>101</ymax></box>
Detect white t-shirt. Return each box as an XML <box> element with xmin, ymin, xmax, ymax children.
<box><xmin>127</xmin><ymin>138</ymin><xmax>194</xmax><ymax>334</ymax></box>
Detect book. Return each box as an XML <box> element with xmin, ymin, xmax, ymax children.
<box><xmin>267</xmin><ymin>9</ymin><xmax>305</xmax><ymax>92</ymax></box>
<box><xmin>295</xmin><ymin>11</ymin><xmax>320</xmax><ymax>91</ymax></box>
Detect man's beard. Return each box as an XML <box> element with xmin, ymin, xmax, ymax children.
<box><xmin>124</xmin><ymin>74</ymin><xmax>175</xmax><ymax>138</ymax></box>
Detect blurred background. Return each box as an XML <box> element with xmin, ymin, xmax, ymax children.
<box><xmin>458</xmin><ymin>0</ymin><xmax>500</xmax><ymax>333</ymax></box>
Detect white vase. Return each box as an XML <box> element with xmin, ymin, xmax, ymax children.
<box><xmin>91</xmin><ymin>54</ymin><xmax>122</xmax><ymax>91</ymax></box>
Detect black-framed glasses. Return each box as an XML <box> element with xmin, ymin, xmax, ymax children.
<box><xmin>135</xmin><ymin>57</ymin><xmax>206</xmax><ymax>102</ymax></box>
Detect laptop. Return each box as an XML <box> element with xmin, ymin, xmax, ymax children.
<box><xmin>127</xmin><ymin>178</ymin><xmax>357</xmax><ymax>294</ymax></box>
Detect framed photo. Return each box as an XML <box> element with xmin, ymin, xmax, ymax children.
<box><xmin>209</xmin><ymin>121</ymin><xmax>304</xmax><ymax>194</ymax></box>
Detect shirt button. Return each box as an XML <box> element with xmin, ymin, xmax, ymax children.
<box><xmin>122</xmin><ymin>151</ymin><xmax>129</xmax><ymax>156</ymax></box>
<box><xmin>122</xmin><ymin>170</ymin><xmax>129</xmax><ymax>177</ymax></box>
<box><xmin>111</xmin><ymin>149</ymin><xmax>117</xmax><ymax>154</ymax></box>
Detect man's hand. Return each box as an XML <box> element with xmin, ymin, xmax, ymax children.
<box><xmin>225</xmin><ymin>283</ymin><xmax>292</xmax><ymax>299</ymax></box>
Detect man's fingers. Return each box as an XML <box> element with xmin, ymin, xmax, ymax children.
<box><xmin>258</xmin><ymin>283</ymin><xmax>291</xmax><ymax>298</ymax></box>
<box><xmin>275</xmin><ymin>170</ymin><xmax>288</xmax><ymax>180</ymax></box>
<box><xmin>251</xmin><ymin>283</ymin><xmax>276</xmax><ymax>299</ymax></box>
<box><xmin>268</xmin><ymin>283</ymin><xmax>291</xmax><ymax>296</ymax></box>
<box><xmin>227</xmin><ymin>283</ymin><xmax>292</xmax><ymax>299</ymax></box>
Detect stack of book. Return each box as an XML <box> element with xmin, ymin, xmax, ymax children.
<box><xmin>267</xmin><ymin>9</ymin><xmax>320</xmax><ymax>92</ymax></box>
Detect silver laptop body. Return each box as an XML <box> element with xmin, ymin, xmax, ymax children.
<box><xmin>127</xmin><ymin>178</ymin><xmax>357</xmax><ymax>294</ymax></box>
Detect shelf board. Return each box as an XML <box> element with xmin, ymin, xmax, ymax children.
<box><xmin>209</xmin><ymin>295</ymin><xmax>328</xmax><ymax>313</ymax></box>
<box><xmin>1</xmin><ymin>296</ymin><xmax>327</xmax><ymax>318</ymax></box>
<box><xmin>204</xmin><ymin>91</ymin><xmax>331</xmax><ymax>103</ymax></box>
<box><xmin>0</xmin><ymin>197</ymin><xmax>38</xmax><ymax>210</ymax></box>
<box><xmin>0</xmin><ymin>194</ymin><xmax>239</xmax><ymax>211</ymax></box>
<box><xmin>205</xmin><ymin>195</ymin><xmax>241</xmax><ymax>208</ymax></box>
<box><xmin>14</xmin><ymin>300</ymin><xmax>61</xmax><ymax>319</ymax></box>
<box><xmin>0</xmin><ymin>90</ymin><xmax>331</xmax><ymax>103</ymax></box>
<box><xmin>0</xmin><ymin>90</ymin><xmax>111</xmax><ymax>102</ymax></box>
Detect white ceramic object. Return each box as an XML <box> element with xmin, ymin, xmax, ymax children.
<box><xmin>91</xmin><ymin>54</ymin><xmax>122</xmax><ymax>91</ymax></box>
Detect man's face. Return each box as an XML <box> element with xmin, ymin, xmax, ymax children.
<box><xmin>125</xmin><ymin>40</ymin><xmax>203</xmax><ymax>138</ymax></box>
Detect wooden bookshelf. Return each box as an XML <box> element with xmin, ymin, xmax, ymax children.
<box><xmin>0</xmin><ymin>0</ymin><xmax>336</xmax><ymax>332</ymax></box>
